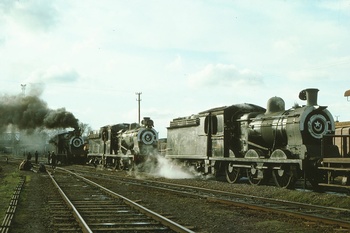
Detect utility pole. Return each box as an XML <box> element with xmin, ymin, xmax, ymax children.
<box><xmin>335</xmin><ymin>115</ymin><xmax>340</xmax><ymax>122</ymax></box>
<box><xmin>21</xmin><ymin>84</ymin><xmax>26</xmax><ymax>96</ymax></box>
<box><xmin>135</xmin><ymin>92</ymin><xmax>142</xmax><ymax>124</ymax></box>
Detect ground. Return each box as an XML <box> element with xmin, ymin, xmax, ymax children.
<box><xmin>1</xmin><ymin>157</ymin><xmax>349</xmax><ymax>232</ymax></box>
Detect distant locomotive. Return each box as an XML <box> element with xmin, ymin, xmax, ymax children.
<box><xmin>50</xmin><ymin>128</ymin><xmax>88</xmax><ymax>164</ymax></box>
<box><xmin>166</xmin><ymin>88</ymin><xmax>350</xmax><ymax>189</ymax></box>
<box><xmin>87</xmin><ymin>117</ymin><xmax>158</xmax><ymax>169</ymax></box>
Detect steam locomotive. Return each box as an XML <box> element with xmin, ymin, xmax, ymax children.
<box><xmin>49</xmin><ymin>128</ymin><xmax>88</xmax><ymax>164</ymax></box>
<box><xmin>166</xmin><ymin>88</ymin><xmax>350</xmax><ymax>189</ymax></box>
<box><xmin>87</xmin><ymin>117</ymin><xmax>158</xmax><ymax>169</ymax></box>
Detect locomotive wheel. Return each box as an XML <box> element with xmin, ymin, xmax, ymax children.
<box><xmin>117</xmin><ymin>159</ymin><xmax>124</xmax><ymax>170</ymax></box>
<box><xmin>305</xmin><ymin>166</ymin><xmax>325</xmax><ymax>191</ymax></box>
<box><xmin>272</xmin><ymin>165</ymin><xmax>297</xmax><ymax>189</ymax></box>
<box><xmin>225</xmin><ymin>162</ymin><xmax>240</xmax><ymax>183</ymax></box>
<box><xmin>246</xmin><ymin>165</ymin><xmax>269</xmax><ymax>185</ymax></box>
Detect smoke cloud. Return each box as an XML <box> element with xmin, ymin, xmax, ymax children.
<box><xmin>0</xmin><ymin>92</ymin><xmax>79</xmax><ymax>133</ymax></box>
<box><xmin>131</xmin><ymin>152</ymin><xmax>197</xmax><ymax>180</ymax></box>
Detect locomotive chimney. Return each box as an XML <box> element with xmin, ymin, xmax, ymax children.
<box><xmin>141</xmin><ymin>117</ymin><xmax>154</xmax><ymax>128</ymax></box>
<box><xmin>299</xmin><ymin>88</ymin><xmax>319</xmax><ymax>106</ymax></box>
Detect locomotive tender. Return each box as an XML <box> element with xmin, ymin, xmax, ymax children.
<box><xmin>166</xmin><ymin>88</ymin><xmax>349</xmax><ymax>188</ymax></box>
<box><xmin>50</xmin><ymin>128</ymin><xmax>87</xmax><ymax>164</ymax></box>
<box><xmin>87</xmin><ymin>117</ymin><xmax>158</xmax><ymax>169</ymax></box>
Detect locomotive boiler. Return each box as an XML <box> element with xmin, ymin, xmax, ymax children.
<box><xmin>87</xmin><ymin>117</ymin><xmax>158</xmax><ymax>169</ymax></box>
<box><xmin>50</xmin><ymin>128</ymin><xmax>87</xmax><ymax>164</ymax></box>
<box><xmin>166</xmin><ymin>88</ymin><xmax>346</xmax><ymax>189</ymax></box>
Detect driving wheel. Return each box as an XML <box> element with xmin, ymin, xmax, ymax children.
<box><xmin>272</xmin><ymin>165</ymin><xmax>297</xmax><ymax>188</ymax></box>
<box><xmin>225</xmin><ymin>162</ymin><xmax>240</xmax><ymax>183</ymax></box>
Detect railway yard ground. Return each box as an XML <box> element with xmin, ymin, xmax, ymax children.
<box><xmin>1</xmin><ymin>155</ymin><xmax>350</xmax><ymax>233</ymax></box>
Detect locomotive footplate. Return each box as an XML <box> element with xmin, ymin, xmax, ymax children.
<box><xmin>209</xmin><ymin>157</ymin><xmax>303</xmax><ymax>165</ymax></box>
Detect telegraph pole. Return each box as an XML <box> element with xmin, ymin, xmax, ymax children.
<box><xmin>335</xmin><ymin>115</ymin><xmax>340</xmax><ymax>122</ymax></box>
<box><xmin>21</xmin><ymin>84</ymin><xmax>26</xmax><ymax>96</ymax></box>
<box><xmin>135</xmin><ymin>92</ymin><xmax>142</xmax><ymax>124</ymax></box>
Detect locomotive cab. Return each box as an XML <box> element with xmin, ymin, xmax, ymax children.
<box><xmin>166</xmin><ymin>104</ymin><xmax>266</xmax><ymax>173</ymax></box>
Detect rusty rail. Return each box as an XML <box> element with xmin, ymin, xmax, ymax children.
<box><xmin>60</xmin><ymin>168</ymin><xmax>195</xmax><ymax>233</ymax></box>
<box><xmin>0</xmin><ymin>176</ymin><xmax>25</xmax><ymax>233</ymax></box>
<box><xmin>47</xmin><ymin>171</ymin><xmax>92</xmax><ymax>233</ymax></box>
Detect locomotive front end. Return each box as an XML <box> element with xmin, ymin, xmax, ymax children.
<box><xmin>246</xmin><ymin>88</ymin><xmax>335</xmax><ymax>160</ymax></box>
<box><xmin>298</xmin><ymin>89</ymin><xmax>334</xmax><ymax>140</ymax></box>
<box><xmin>50</xmin><ymin>128</ymin><xmax>87</xmax><ymax>164</ymax></box>
<box><xmin>234</xmin><ymin>88</ymin><xmax>337</xmax><ymax>188</ymax></box>
<box><xmin>289</xmin><ymin>89</ymin><xmax>335</xmax><ymax>160</ymax></box>
<box><xmin>120</xmin><ymin>117</ymin><xmax>158</xmax><ymax>164</ymax></box>
<box><xmin>69</xmin><ymin>129</ymin><xmax>87</xmax><ymax>163</ymax></box>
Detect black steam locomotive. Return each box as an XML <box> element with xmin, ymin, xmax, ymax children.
<box><xmin>49</xmin><ymin>128</ymin><xmax>88</xmax><ymax>164</ymax></box>
<box><xmin>87</xmin><ymin>117</ymin><xmax>158</xmax><ymax>169</ymax></box>
<box><xmin>166</xmin><ymin>88</ymin><xmax>350</xmax><ymax>189</ymax></box>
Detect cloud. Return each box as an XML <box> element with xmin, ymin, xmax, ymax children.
<box><xmin>0</xmin><ymin>0</ymin><xmax>59</xmax><ymax>32</ymax></box>
<box><xmin>0</xmin><ymin>1</ymin><xmax>349</xmax><ymax>135</ymax></box>
<box><xmin>187</xmin><ymin>64</ymin><xmax>264</xmax><ymax>88</ymax></box>
<box><xmin>273</xmin><ymin>37</ymin><xmax>300</xmax><ymax>55</ymax></box>
<box><xmin>287</xmin><ymin>69</ymin><xmax>329</xmax><ymax>82</ymax></box>
<box><xmin>319</xmin><ymin>0</ymin><xmax>350</xmax><ymax>12</ymax></box>
<box><xmin>166</xmin><ymin>55</ymin><xmax>183</xmax><ymax>72</ymax></box>
<box><xmin>27</xmin><ymin>65</ymin><xmax>80</xmax><ymax>84</ymax></box>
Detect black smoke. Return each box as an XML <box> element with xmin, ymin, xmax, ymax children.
<box><xmin>0</xmin><ymin>93</ymin><xmax>79</xmax><ymax>133</ymax></box>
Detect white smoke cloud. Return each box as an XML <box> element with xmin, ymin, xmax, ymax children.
<box><xmin>153</xmin><ymin>156</ymin><xmax>194</xmax><ymax>179</ymax></box>
<box><xmin>131</xmin><ymin>153</ymin><xmax>197</xmax><ymax>180</ymax></box>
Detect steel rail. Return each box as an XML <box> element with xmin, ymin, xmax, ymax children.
<box><xmin>81</xmin><ymin>172</ymin><xmax>350</xmax><ymax>230</ymax></box>
<box><xmin>207</xmin><ymin>197</ymin><xmax>350</xmax><ymax>229</ymax></box>
<box><xmin>60</xmin><ymin>167</ymin><xmax>195</xmax><ymax>233</ymax></box>
<box><xmin>138</xmin><ymin>180</ymin><xmax>350</xmax><ymax>230</ymax></box>
<box><xmin>47</xmin><ymin>171</ymin><xmax>93</xmax><ymax>233</ymax></box>
<box><xmin>76</xmin><ymin>170</ymin><xmax>350</xmax><ymax>214</ymax></box>
<box><xmin>144</xmin><ymin>179</ymin><xmax>350</xmax><ymax>213</ymax></box>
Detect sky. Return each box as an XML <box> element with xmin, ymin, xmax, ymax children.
<box><xmin>1</xmin><ymin>0</ymin><xmax>350</xmax><ymax>138</ymax></box>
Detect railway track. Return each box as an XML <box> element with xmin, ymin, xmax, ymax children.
<box><xmin>68</xmin><ymin>167</ymin><xmax>350</xmax><ymax>231</ymax></box>
<box><xmin>0</xmin><ymin>176</ymin><xmax>25</xmax><ymax>233</ymax></box>
<box><xmin>48</xmin><ymin>168</ymin><xmax>194</xmax><ymax>232</ymax></box>
<box><xmin>118</xmin><ymin>179</ymin><xmax>350</xmax><ymax>230</ymax></box>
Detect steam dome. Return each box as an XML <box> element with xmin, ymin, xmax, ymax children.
<box><xmin>266</xmin><ymin>96</ymin><xmax>285</xmax><ymax>114</ymax></box>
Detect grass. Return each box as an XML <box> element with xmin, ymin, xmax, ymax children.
<box><xmin>0</xmin><ymin>167</ymin><xmax>21</xmax><ymax>222</ymax></box>
<box><xmin>255</xmin><ymin>220</ymin><xmax>316</xmax><ymax>233</ymax></box>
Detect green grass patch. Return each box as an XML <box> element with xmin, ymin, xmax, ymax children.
<box><xmin>0</xmin><ymin>170</ymin><xmax>21</xmax><ymax>222</ymax></box>
<box><xmin>255</xmin><ymin>220</ymin><xmax>310</xmax><ymax>233</ymax></box>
